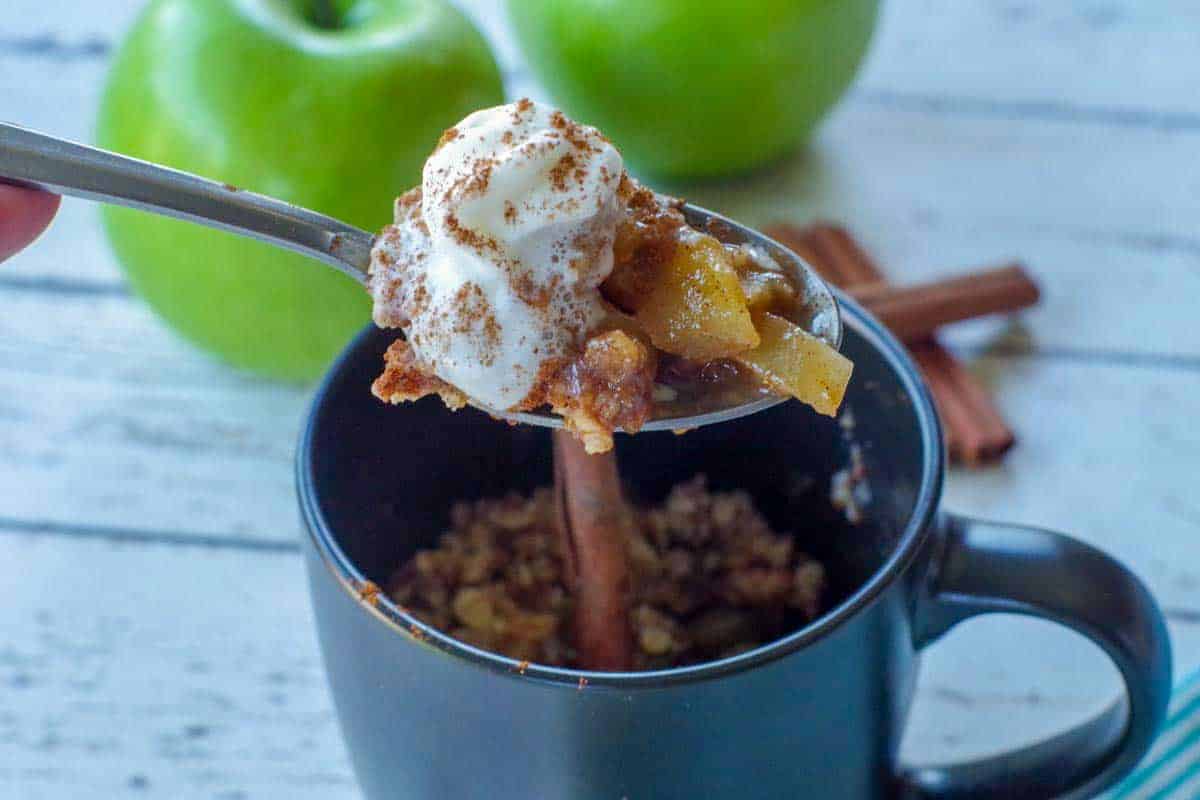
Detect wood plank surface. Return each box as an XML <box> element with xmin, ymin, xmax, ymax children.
<box><xmin>0</xmin><ymin>536</ymin><xmax>356</xmax><ymax>800</ymax></box>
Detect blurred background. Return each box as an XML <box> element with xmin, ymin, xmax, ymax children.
<box><xmin>3</xmin><ymin>0</ymin><xmax>1198</xmax><ymax>797</ymax></box>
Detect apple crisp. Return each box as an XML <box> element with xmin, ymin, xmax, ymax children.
<box><xmin>389</xmin><ymin>476</ymin><xmax>826</xmax><ymax>670</ymax></box>
<box><xmin>369</xmin><ymin>101</ymin><xmax>852</xmax><ymax>453</ymax></box>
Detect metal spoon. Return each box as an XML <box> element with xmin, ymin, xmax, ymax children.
<box><xmin>0</xmin><ymin>121</ymin><xmax>842</xmax><ymax>431</ymax></box>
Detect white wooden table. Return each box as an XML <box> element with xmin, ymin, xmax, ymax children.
<box><xmin>3</xmin><ymin>1</ymin><xmax>1198</xmax><ymax>797</ymax></box>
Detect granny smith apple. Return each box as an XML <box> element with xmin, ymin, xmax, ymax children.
<box><xmin>98</xmin><ymin>0</ymin><xmax>503</xmax><ymax>380</ymax></box>
<box><xmin>506</xmin><ymin>0</ymin><xmax>878</xmax><ymax>179</ymax></box>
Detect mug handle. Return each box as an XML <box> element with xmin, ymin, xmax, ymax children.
<box><xmin>900</xmin><ymin>513</ymin><xmax>1173</xmax><ymax>799</ymax></box>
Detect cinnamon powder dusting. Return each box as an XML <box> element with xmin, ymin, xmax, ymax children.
<box><xmin>510</xmin><ymin>97</ymin><xmax>534</xmax><ymax>123</ymax></box>
<box><xmin>444</xmin><ymin>212</ymin><xmax>499</xmax><ymax>254</ymax></box>
<box><xmin>550</xmin><ymin>109</ymin><xmax>608</xmax><ymax>153</ymax></box>
<box><xmin>448</xmin><ymin>282</ymin><xmax>501</xmax><ymax>366</ymax></box>
<box><xmin>435</xmin><ymin>126</ymin><xmax>461</xmax><ymax>151</ymax></box>
<box><xmin>511</xmin><ymin>272</ymin><xmax>554</xmax><ymax>309</ymax></box>
<box><xmin>549</xmin><ymin>152</ymin><xmax>586</xmax><ymax>192</ymax></box>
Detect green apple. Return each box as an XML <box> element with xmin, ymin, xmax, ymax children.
<box><xmin>507</xmin><ymin>0</ymin><xmax>878</xmax><ymax>179</ymax></box>
<box><xmin>98</xmin><ymin>0</ymin><xmax>503</xmax><ymax>380</ymax></box>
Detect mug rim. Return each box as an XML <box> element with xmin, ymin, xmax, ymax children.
<box><xmin>297</xmin><ymin>294</ymin><xmax>945</xmax><ymax>688</ymax></box>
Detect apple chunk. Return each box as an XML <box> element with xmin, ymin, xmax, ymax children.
<box><xmin>735</xmin><ymin>313</ymin><xmax>852</xmax><ymax>416</ymax></box>
<box><xmin>738</xmin><ymin>268</ymin><xmax>798</xmax><ymax>315</ymax></box>
<box><xmin>605</xmin><ymin>233</ymin><xmax>759</xmax><ymax>361</ymax></box>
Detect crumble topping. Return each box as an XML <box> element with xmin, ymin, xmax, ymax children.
<box><xmin>390</xmin><ymin>476</ymin><xmax>827</xmax><ymax>669</ymax></box>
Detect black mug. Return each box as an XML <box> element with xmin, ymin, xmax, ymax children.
<box><xmin>298</xmin><ymin>298</ymin><xmax>1171</xmax><ymax>799</ymax></box>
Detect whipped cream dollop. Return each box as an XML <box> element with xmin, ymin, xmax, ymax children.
<box><xmin>369</xmin><ymin>100</ymin><xmax>625</xmax><ymax>410</ymax></box>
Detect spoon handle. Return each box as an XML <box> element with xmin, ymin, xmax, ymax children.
<box><xmin>0</xmin><ymin>122</ymin><xmax>373</xmax><ymax>282</ymax></box>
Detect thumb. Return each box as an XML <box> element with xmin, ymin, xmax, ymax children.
<box><xmin>0</xmin><ymin>185</ymin><xmax>60</xmax><ymax>262</ymax></box>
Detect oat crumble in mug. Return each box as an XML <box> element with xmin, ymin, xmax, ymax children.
<box><xmin>297</xmin><ymin>296</ymin><xmax>1170</xmax><ymax>800</ymax></box>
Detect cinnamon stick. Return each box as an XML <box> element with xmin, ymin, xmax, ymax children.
<box><xmin>787</xmin><ymin>223</ymin><xmax>881</xmax><ymax>286</ymax></box>
<box><xmin>764</xmin><ymin>222</ymin><xmax>1016</xmax><ymax>465</ymax></box>
<box><xmin>552</xmin><ymin>430</ymin><xmax>633</xmax><ymax>670</ymax></box>
<box><xmin>915</xmin><ymin>344</ymin><xmax>1015</xmax><ymax>464</ymax></box>
<box><xmin>851</xmin><ymin>263</ymin><xmax>1040</xmax><ymax>343</ymax></box>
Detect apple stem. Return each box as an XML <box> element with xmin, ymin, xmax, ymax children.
<box><xmin>552</xmin><ymin>431</ymin><xmax>634</xmax><ymax>671</ymax></box>
<box><xmin>308</xmin><ymin>0</ymin><xmax>351</xmax><ymax>29</ymax></box>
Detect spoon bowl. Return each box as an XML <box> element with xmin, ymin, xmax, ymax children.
<box><xmin>0</xmin><ymin>121</ymin><xmax>841</xmax><ymax>432</ymax></box>
<box><xmin>496</xmin><ymin>203</ymin><xmax>842</xmax><ymax>432</ymax></box>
